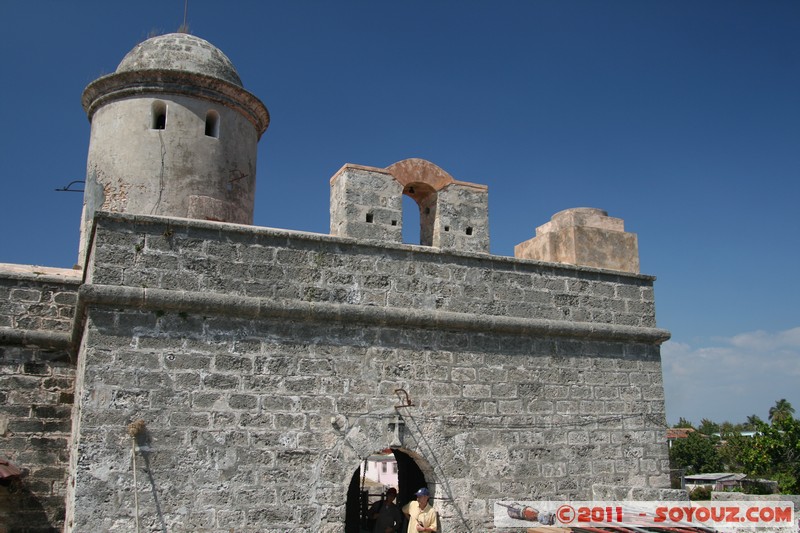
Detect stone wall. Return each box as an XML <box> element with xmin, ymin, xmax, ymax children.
<box><xmin>0</xmin><ymin>265</ymin><xmax>80</xmax><ymax>531</ymax></box>
<box><xmin>64</xmin><ymin>213</ymin><xmax>670</xmax><ymax>532</ymax></box>
<box><xmin>85</xmin><ymin>213</ymin><xmax>659</xmax><ymax>329</ymax></box>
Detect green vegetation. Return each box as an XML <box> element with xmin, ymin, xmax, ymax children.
<box><xmin>689</xmin><ymin>486</ymin><xmax>712</xmax><ymax>500</ymax></box>
<box><xmin>670</xmin><ymin>399</ymin><xmax>798</xmax><ymax>494</ymax></box>
<box><xmin>670</xmin><ymin>431</ymin><xmax>722</xmax><ymax>475</ymax></box>
<box><xmin>768</xmin><ymin>398</ymin><xmax>795</xmax><ymax>425</ymax></box>
<box><xmin>744</xmin><ymin>414</ymin><xmax>763</xmax><ymax>430</ymax></box>
<box><xmin>697</xmin><ymin>418</ymin><xmax>720</xmax><ymax>436</ymax></box>
<box><xmin>738</xmin><ymin>416</ymin><xmax>800</xmax><ymax>493</ymax></box>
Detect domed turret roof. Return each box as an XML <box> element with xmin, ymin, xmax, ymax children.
<box><xmin>116</xmin><ymin>33</ymin><xmax>243</xmax><ymax>87</ymax></box>
<box><xmin>83</xmin><ymin>32</ymin><xmax>268</xmax><ymax>137</ymax></box>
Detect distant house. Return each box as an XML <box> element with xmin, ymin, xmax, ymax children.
<box><xmin>685</xmin><ymin>473</ymin><xmax>747</xmax><ymax>491</ymax></box>
<box><xmin>713</xmin><ymin>431</ymin><xmax>758</xmax><ymax>439</ymax></box>
<box><xmin>666</xmin><ymin>427</ymin><xmax>695</xmax><ymax>448</ymax></box>
<box><xmin>363</xmin><ymin>452</ymin><xmax>398</xmax><ymax>489</ymax></box>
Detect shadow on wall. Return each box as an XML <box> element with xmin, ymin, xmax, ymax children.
<box><xmin>128</xmin><ymin>419</ymin><xmax>168</xmax><ymax>533</ymax></box>
<box><xmin>0</xmin><ymin>478</ymin><xmax>60</xmax><ymax>533</ymax></box>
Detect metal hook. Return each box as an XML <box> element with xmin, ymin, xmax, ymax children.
<box><xmin>55</xmin><ymin>180</ymin><xmax>85</xmax><ymax>193</ymax></box>
<box><xmin>394</xmin><ymin>388</ymin><xmax>413</xmax><ymax>408</ymax></box>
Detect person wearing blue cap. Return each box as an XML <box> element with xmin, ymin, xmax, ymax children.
<box><xmin>401</xmin><ymin>487</ymin><xmax>438</xmax><ymax>532</ymax></box>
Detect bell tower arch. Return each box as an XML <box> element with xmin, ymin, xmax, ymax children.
<box><xmin>330</xmin><ymin>158</ymin><xmax>489</xmax><ymax>253</ymax></box>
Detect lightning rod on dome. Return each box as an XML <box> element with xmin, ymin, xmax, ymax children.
<box><xmin>179</xmin><ymin>0</ymin><xmax>189</xmax><ymax>33</ymax></box>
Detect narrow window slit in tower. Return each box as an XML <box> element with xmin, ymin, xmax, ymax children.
<box><xmin>366</xmin><ymin>213</ymin><xmax>374</xmax><ymax>223</ymax></box>
<box><xmin>152</xmin><ymin>101</ymin><xmax>167</xmax><ymax>130</ymax></box>
<box><xmin>391</xmin><ymin>220</ymin><xmax>397</xmax><ymax>226</ymax></box>
<box><xmin>466</xmin><ymin>227</ymin><xmax>473</xmax><ymax>235</ymax></box>
<box><xmin>205</xmin><ymin>110</ymin><xmax>220</xmax><ymax>138</ymax></box>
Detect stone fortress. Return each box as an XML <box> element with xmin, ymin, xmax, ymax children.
<box><xmin>0</xmin><ymin>33</ymin><xmax>675</xmax><ymax>532</ymax></box>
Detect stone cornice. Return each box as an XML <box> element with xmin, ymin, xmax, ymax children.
<box><xmin>0</xmin><ymin>263</ymin><xmax>82</xmax><ymax>284</ymax></box>
<box><xmin>0</xmin><ymin>327</ymin><xmax>72</xmax><ymax>351</ymax></box>
<box><xmin>74</xmin><ymin>284</ymin><xmax>671</xmax><ymax>349</ymax></box>
<box><xmin>82</xmin><ymin>70</ymin><xmax>269</xmax><ymax>138</ymax></box>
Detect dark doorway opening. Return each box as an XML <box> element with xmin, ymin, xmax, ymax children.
<box><xmin>392</xmin><ymin>449</ymin><xmax>427</xmax><ymax>510</ymax></box>
<box><xmin>344</xmin><ymin>448</ymin><xmax>428</xmax><ymax>532</ymax></box>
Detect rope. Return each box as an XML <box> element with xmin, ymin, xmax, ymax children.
<box><xmin>127</xmin><ymin>420</ymin><xmax>146</xmax><ymax>533</ymax></box>
<box><xmin>131</xmin><ymin>438</ymin><xmax>140</xmax><ymax>533</ymax></box>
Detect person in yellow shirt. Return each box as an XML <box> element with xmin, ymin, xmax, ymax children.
<box><xmin>401</xmin><ymin>487</ymin><xmax>438</xmax><ymax>532</ymax></box>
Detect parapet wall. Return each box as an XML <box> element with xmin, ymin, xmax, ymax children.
<box><xmin>64</xmin><ymin>212</ymin><xmax>670</xmax><ymax>532</ymax></box>
<box><xmin>0</xmin><ymin>265</ymin><xmax>80</xmax><ymax>531</ymax></box>
<box><xmin>0</xmin><ymin>264</ymin><xmax>79</xmax><ymax>345</ymax></box>
<box><xmin>86</xmin><ymin>213</ymin><xmax>659</xmax><ymax>330</ymax></box>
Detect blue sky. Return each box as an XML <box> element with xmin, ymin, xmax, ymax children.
<box><xmin>1</xmin><ymin>1</ymin><xmax>798</xmax><ymax>426</ymax></box>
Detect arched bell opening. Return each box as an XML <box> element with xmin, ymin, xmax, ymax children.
<box><xmin>401</xmin><ymin>182</ymin><xmax>437</xmax><ymax>246</ymax></box>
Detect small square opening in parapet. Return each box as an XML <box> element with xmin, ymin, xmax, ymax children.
<box><xmin>391</xmin><ymin>220</ymin><xmax>397</xmax><ymax>226</ymax></box>
<box><xmin>466</xmin><ymin>227</ymin><xmax>473</xmax><ymax>235</ymax></box>
<box><xmin>366</xmin><ymin>213</ymin><xmax>374</xmax><ymax>223</ymax></box>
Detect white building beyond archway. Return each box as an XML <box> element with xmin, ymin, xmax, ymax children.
<box><xmin>364</xmin><ymin>451</ymin><xmax>399</xmax><ymax>488</ymax></box>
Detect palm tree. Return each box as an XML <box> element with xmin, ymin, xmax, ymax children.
<box><xmin>698</xmin><ymin>418</ymin><xmax>719</xmax><ymax>435</ymax></box>
<box><xmin>768</xmin><ymin>399</ymin><xmax>795</xmax><ymax>424</ymax></box>
<box><xmin>719</xmin><ymin>421</ymin><xmax>737</xmax><ymax>438</ymax></box>
<box><xmin>744</xmin><ymin>414</ymin><xmax>763</xmax><ymax>430</ymax></box>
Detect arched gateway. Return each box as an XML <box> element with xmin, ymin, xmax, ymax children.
<box><xmin>345</xmin><ymin>448</ymin><xmax>430</xmax><ymax>533</ymax></box>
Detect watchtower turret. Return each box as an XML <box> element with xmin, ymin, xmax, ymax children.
<box><xmin>79</xmin><ymin>33</ymin><xmax>269</xmax><ymax>260</ymax></box>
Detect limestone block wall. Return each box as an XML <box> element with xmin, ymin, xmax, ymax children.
<box><xmin>0</xmin><ymin>265</ymin><xmax>79</xmax><ymax>340</ymax></box>
<box><xmin>433</xmin><ymin>183</ymin><xmax>489</xmax><ymax>253</ymax></box>
<box><xmin>85</xmin><ymin>213</ymin><xmax>658</xmax><ymax>329</ymax></box>
<box><xmin>330</xmin><ymin>164</ymin><xmax>403</xmax><ymax>243</ymax></box>
<box><xmin>0</xmin><ymin>265</ymin><xmax>80</xmax><ymax>531</ymax></box>
<box><xmin>64</xmin><ymin>213</ymin><xmax>670</xmax><ymax>532</ymax></box>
